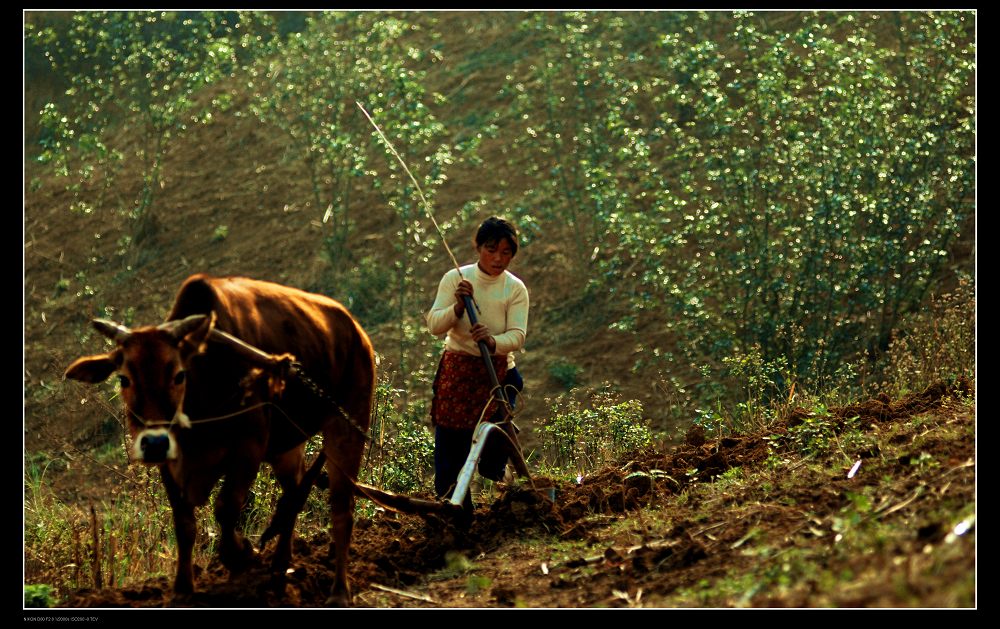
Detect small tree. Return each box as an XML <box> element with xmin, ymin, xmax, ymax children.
<box><xmin>30</xmin><ymin>11</ymin><xmax>246</xmax><ymax>266</ymax></box>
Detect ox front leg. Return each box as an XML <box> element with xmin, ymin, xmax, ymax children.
<box><xmin>162</xmin><ymin>470</ymin><xmax>197</xmax><ymax>597</ymax></box>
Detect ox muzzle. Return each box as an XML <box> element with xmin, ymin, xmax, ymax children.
<box><xmin>132</xmin><ymin>428</ymin><xmax>179</xmax><ymax>464</ymax></box>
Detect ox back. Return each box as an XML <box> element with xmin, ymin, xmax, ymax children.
<box><xmin>170</xmin><ymin>274</ymin><xmax>373</xmax><ymax>456</ymax></box>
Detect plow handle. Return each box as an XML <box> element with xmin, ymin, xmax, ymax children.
<box><xmin>461</xmin><ymin>294</ymin><xmax>530</xmax><ymax>479</ymax></box>
<box><xmin>462</xmin><ymin>294</ymin><xmax>506</xmax><ymax>403</ymax></box>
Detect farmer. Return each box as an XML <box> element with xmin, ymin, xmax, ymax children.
<box><xmin>426</xmin><ymin>216</ymin><xmax>529</xmax><ymax>513</ymax></box>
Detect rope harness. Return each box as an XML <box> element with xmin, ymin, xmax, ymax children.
<box><xmin>122</xmin><ymin>333</ymin><xmax>535</xmax><ymax>507</ymax></box>
<box><xmin>286</xmin><ymin>360</ymin><xmax>370</xmax><ymax>440</ymax></box>
<box><xmin>125</xmin><ymin>360</ymin><xmax>369</xmax><ymax>443</ymax></box>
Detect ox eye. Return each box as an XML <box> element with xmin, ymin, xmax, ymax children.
<box><xmin>118</xmin><ymin>375</ymin><xmax>131</xmax><ymax>388</ymax></box>
<box><xmin>173</xmin><ymin>370</ymin><xmax>186</xmax><ymax>385</ymax></box>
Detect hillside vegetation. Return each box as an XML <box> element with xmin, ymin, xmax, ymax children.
<box><xmin>23</xmin><ymin>11</ymin><xmax>975</xmax><ymax>609</ymax></box>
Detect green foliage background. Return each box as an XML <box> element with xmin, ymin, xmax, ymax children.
<box><xmin>26</xmin><ymin>8</ymin><xmax>975</xmax><ymax>438</ymax></box>
<box><xmin>499</xmin><ymin>11</ymin><xmax>973</xmax><ymax>389</ymax></box>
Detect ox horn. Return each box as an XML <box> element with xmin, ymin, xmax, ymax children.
<box><xmin>92</xmin><ymin>319</ymin><xmax>133</xmax><ymax>344</ymax></box>
<box><xmin>160</xmin><ymin>314</ymin><xmax>212</xmax><ymax>341</ymax></box>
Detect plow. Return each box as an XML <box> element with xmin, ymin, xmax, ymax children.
<box><xmin>209</xmin><ymin>290</ymin><xmax>546</xmax><ymax>524</ymax></box>
<box><xmin>354</xmin><ymin>292</ymin><xmax>540</xmax><ymax>518</ymax></box>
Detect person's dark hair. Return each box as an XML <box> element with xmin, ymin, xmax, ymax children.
<box><xmin>475</xmin><ymin>216</ymin><xmax>519</xmax><ymax>256</ymax></box>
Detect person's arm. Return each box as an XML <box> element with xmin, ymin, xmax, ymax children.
<box><xmin>491</xmin><ymin>282</ymin><xmax>528</xmax><ymax>355</ymax></box>
<box><xmin>426</xmin><ymin>270</ymin><xmax>462</xmax><ymax>336</ymax></box>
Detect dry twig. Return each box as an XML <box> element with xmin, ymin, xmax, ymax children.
<box><xmin>369</xmin><ymin>583</ymin><xmax>436</xmax><ymax>603</ymax></box>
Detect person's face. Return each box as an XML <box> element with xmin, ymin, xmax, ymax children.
<box><xmin>477</xmin><ymin>238</ymin><xmax>515</xmax><ymax>276</ymax></box>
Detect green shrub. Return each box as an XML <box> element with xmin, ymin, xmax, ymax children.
<box><xmin>539</xmin><ymin>387</ymin><xmax>651</xmax><ymax>473</ymax></box>
<box><xmin>361</xmin><ymin>373</ymin><xmax>434</xmax><ymax>496</ymax></box>
<box><xmin>882</xmin><ymin>277</ymin><xmax>976</xmax><ymax>396</ymax></box>
<box><xmin>722</xmin><ymin>345</ymin><xmax>795</xmax><ymax>433</ymax></box>
<box><xmin>337</xmin><ymin>256</ymin><xmax>396</xmax><ymax>328</ymax></box>
<box><xmin>502</xmin><ymin>11</ymin><xmax>973</xmax><ymax>397</ymax></box>
<box><xmin>24</xmin><ymin>584</ymin><xmax>54</xmax><ymax>608</ymax></box>
<box><xmin>785</xmin><ymin>405</ymin><xmax>840</xmax><ymax>457</ymax></box>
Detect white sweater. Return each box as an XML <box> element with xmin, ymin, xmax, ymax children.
<box><xmin>426</xmin><ymin>263</ymin><xmax>529</xmax><ymax>369</ymax></box>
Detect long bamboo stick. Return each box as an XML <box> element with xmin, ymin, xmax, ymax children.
<box><xmin>355</xmin><ymin>101</ymin><xmax>463</xmax><ymax>277</ymax></box>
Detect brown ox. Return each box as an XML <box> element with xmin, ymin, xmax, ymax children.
<box><xmin>64</xmin><ymin>274</ymin><xmax>375</xmax><ymax>605</ymax></box>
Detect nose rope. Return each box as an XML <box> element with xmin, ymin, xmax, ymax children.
<box><xmin>129</xmin><ymin>400</ymin><xmax>371</xmax><ymax>444</ymax></box>
<box><xmin>181</xmin><ymin>403</ymin><xmax>273</xmax><ymax>425</ymax></box>
<box><xmin>125</xmin><ymin>409</ymin><xmax>178</xmax><ymax>431</ymax></box>
<box><xmin>126</xmin><ymin>402</ymin><xmax>276</xmax><ymax>433</ymax></box>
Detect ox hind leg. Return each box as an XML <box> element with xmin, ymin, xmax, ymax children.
<box><xmin>323</xmin><ymin>427</ymin><xmax>367</xmax><ymax>607</ymax></box>
<box><xmin>259</xmin><ymin>446</ymin><xmax>326</xmax><ymax>577</ymax></box>
<box><xmin>321</xmin><ymin>336</ymin><xmax>375</xmax><ymax>607</ymax></box>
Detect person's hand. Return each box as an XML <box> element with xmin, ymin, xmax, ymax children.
<box><xmin>471</xmin><ymin>323</ymin><xmax>496</xmax><ymax>352</ymax></box>
<box><xmin>453</xmin><ymin>280</ymin><xmax>474</xmax><ymax>318</ymax></box>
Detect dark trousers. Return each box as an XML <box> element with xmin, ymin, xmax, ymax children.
<box><xmin>434</xmin><ymin>367</ymin><xmax>523</xmax><ymax>509</ymax></box>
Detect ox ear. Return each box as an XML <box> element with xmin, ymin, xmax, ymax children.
<box><xmin>65</xmin><ymin>354</ymin><xmax>118</xmax><ymax>384</ymax></box>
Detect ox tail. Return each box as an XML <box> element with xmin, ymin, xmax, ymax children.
<box><xmin>259</xmin><ymin>452</ymin><xmax>328</xmax><ymax>549</ymax></box>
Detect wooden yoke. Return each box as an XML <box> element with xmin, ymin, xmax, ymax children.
<box><xmin>210</xmin><ymin>328</ymin><xmax>296</xmax><ymax>371</ymax></box>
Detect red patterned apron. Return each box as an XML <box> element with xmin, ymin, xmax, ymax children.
<box><xmin>430</xmin><ymin>350</ymin><xmax>508</xmax><ymax>429</ymax></box>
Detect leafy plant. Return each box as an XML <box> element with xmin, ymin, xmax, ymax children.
<box><xmin>24</xmin><ymin>584</ymin><xmax>54</xmax><ymax>608</ymax></box>
<box><xmin>211</xmin><ymin>225</ymin><xmax>229</xmax><ymax>242</ymax></box>
<box><xmin>334</xmin><ymin>255</ymin><xmax>397</xmax><ymax>328</ymax></box>
<box><xmin>465</xmin><ymin>574</ymin><xmax>492</xmax><ymax>594</ymax></box>
<box><xmin>722</xmin><ymin>345</ymin><xmax>795</xmax><ymax>432</ymax></box>
<box><xmin>826</xmin><ymin>414</ymin><xmax>879</xmax><ymax>464</ymax></box>
<box><xmin>694</xmin><ymin>405</ymin><xmax>729</xmax><ymax>439</ymax></box>
<box><xmin>361</xmin><ymin>370</ymin><xmax>434</xmax><ymax>498</ymax></box>
<box><xmin>782</xmin><ymin>405</ymin><xmax>839</xmax><ymax>457</ymax></box>
<box><xmin>717</xmin><ymin>465</ymin><xmax>746</xmax><ymax>488</ymax></box>
<box><xmin>539</xmin><ymin>387</ymin><xmax>650</xmax><ymax>473</ymax></box>
<box><xmin>882</xmin><ymin>277</ymin><xmax>976</xmax><ymax>396</ymax></box>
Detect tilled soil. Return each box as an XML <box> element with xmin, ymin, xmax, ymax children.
<box><xmin>58</xmin><ymin>379</ymin><xmax>975</xmax><ymax>609</ymax></box>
